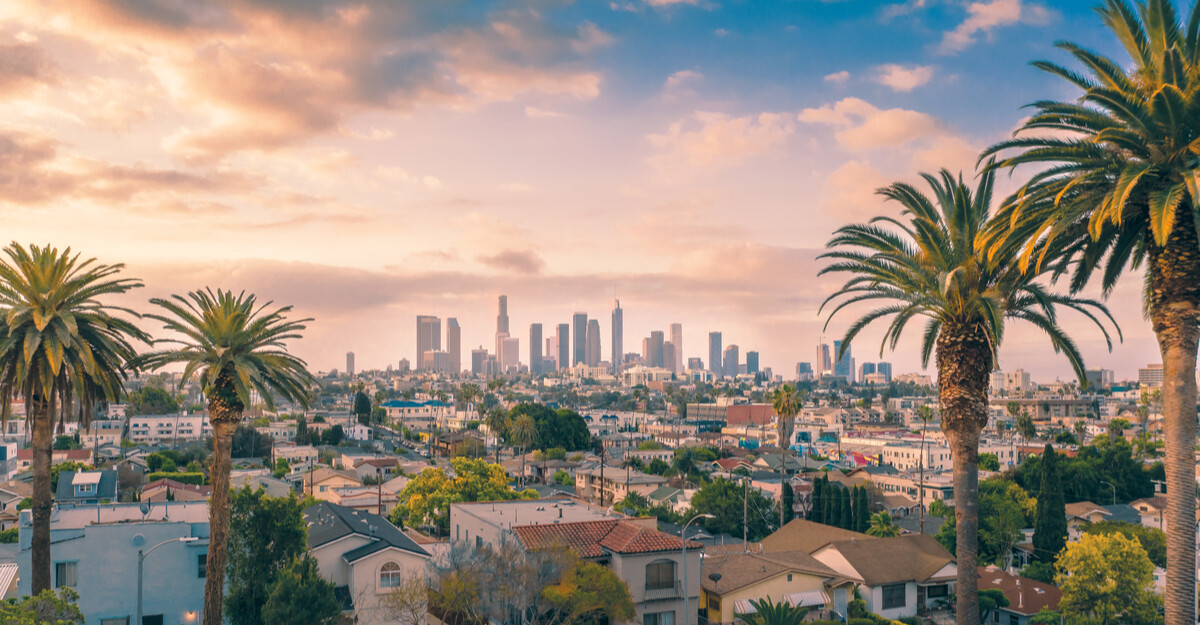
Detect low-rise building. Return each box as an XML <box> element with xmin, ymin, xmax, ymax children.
<box><xmin>977</xmin><ymin>565</ymin><xmax>1061</xmax><ymax>625</ymax></box>
<box><xmin>302</xmin><ymin>468</ymin><xmax>362</xmax><ymax>500</ymax></box>
<box><xmin>55</xmin><ymin>470</ymin><xmax>118</xmax><ymax>505</ymax></box>
<box><xmin>811</xmin><ymin>534</ymin><xmax>957</xmax><ymax>619</ymax></box>
<box><xmin>574</xmin><ymin>465</ymin><xmax>668</xmax><ymax>505</ymax></box>
<box><xmin>128</xmin><ymin>414</ymin><xmax>212</xmax><ymax>442</ymax></box>
<box><xmin>1064</xmin><ymin>501</ymin><xmax>1111</xmax><ymax>541</ymax></box>
<box><xmin>701</xmin><ymin>549</ymin><xmax>851</xmax><ymax>625</ymax></box>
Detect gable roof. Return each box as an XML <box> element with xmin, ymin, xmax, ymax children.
<box><xmin>303</xmin><ymin>501</ymin><xmax>429</xmax><ymax>560</ymax></box>
<box><xmin>512</xmin><ymin>519</ymin><xmax>699</xmax><ymax>558</ymax></box>
<box><xmin>53</xmin><ymin>470</ymin><xmax>117</xmax><ymax>501</ymax></box>
<box><xmin>142</xmin><ymin>479</ymin><xmax>212</xmax><ymax>496</ymax></box>
<box><xmin>760</xmin><ymin>519</ymin><xmax>874</xmax><ymax>554</ymax></box>
<box><xmin>822</xmin><ymin>534</ymin><xmax>955</xmax><ymax>586</ymax></box>
<box><xmin>702</xmin><ymin>550</ymin><xmax>839</xmax><ymax>595</ymax></box>
<box><xmin>1064</xmin><ymin>501</ymin><xmax>1110</xmax><ymax>521</ymax></box>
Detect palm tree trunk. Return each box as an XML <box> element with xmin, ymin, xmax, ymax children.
<box><xmin>30</xmin><ymin>395</ymin><xmax>53</xmax><ymax>594</ymax></box>
<box><xmin>203</xmin><ymin>417</ymin><xmax>237</xmax><ymax>625</ymax></box>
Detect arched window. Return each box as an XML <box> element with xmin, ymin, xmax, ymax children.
<box><xmin>380</xmin><ymin>562</ymin><xmax>403</xmax><ymax>588</ymax></box>
<box><xmin>645</xmin><ymin>559</ymin><xmax>676</xmax><ymax>590</ymax></box>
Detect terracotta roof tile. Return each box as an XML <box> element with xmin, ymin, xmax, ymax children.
<box><xmin>977</xmin><ymin>565</ymin><xmax>1060</xmax><ymax>616</ymax></box>
<box><xmin>512</xmin><ymin>519</ymin><xmax>699</xmax><ymax>557</ymax></box>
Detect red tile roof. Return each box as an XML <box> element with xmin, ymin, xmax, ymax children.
<box><xmin>142</xmin><ymin>478</ymin><xmax>212</xmax><ymax>496</ymax></box>
<box><xmin>512</xmin><ymin>519</ymin><xmax>700</xmax><ymax>557</ymax></box>
<box><xmin>16</xmin><ymin>449</ymin><xmax>92</xmax><ymax>462</ymax></box>
<box><xmin>977</xmin><ymin>565</ymin><xmax>1061</xmax><ymax>616</ymax></box>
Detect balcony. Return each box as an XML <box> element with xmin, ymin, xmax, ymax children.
<box><xmin>643</xmin><ymin>580</ymin><xmax>683</xmax><ymax>601</ymax></box>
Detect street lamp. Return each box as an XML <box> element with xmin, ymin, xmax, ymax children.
<box><xmin>1099</xmin><ymin>480</ymin><xmax>1117</xmax><ymax>505</ymax></box>
<box><xmin>682</xmin><ymin>513</ymin><xmax>714</xmax><ymax>625</ymax></box>
<box><xmin>138</xmin><ymin>536</ymin><xmax>199</xmax><ymax>625</ymax></box>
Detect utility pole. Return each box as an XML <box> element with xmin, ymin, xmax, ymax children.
<box><xmin>743</xmin><ymin>477</ymin><xmax>748</xmax><ymax>552</ymax></box>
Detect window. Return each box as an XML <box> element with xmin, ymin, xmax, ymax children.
<box><xmin>476</xmin><ymin>536</ymin><xmax>483</xmax><ymax>549</ymax></box>
<box><xmin>100</xmin><ymin>618</ymin><xmax>130</xmax><ymax>625</ymax></box>
<box><xmin>787</xmin><ymin>574</ymin><xmax>793</xmax><ymax>582</ymax></box>
<box><xmin>55</xmin><ymin>561</ymin><xmax>78</xmax><ymax>588</ymax></box>
<box><xmin>380</xmin><ymin>562</ymin><xmax>403</xmax><ymax>588</ymax></box>
<box><xmin>707</xmin><ymin>595</ymin><xmax>721</xmax><ymax>611</ymax></box>
<box><xmin>881</xmin><ymin>583</ymin><xmax>906</xmax><ymax>610</ymax></box>
<box><xmin>645</xmin><ymin>560</ymin><xmax>676</xmax><ymax>590</ymax></box>
<box><xmin>143</xmin><ymin>616</ymin><xmax>163</xmax><ymax>625</ymax></box>
<box><xmin>198</xmin><ymin>553</ymin><xmax>207</xmax><ymax>578</ymax></box>
<box><xmin>645</xmin><ymin>612</ymin><xmax>675</xmax><ymax>625</ymax></box>
<box><xmin>1009</xmin><ymin>616</ymin><xmax>1018</xmax><ymax>625</ymax></box>
<box><xmin>925</xmin><ymin>584</ymin><xmax>948</xmax><ymax>599</ymax></box>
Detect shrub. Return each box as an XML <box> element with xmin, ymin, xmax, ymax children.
<box><xmin>147</xmin><ymin>471</ymin><xmax>205</xmax><ymax>485</ymax></box>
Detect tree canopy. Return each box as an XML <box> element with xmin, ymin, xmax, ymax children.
<box><xmin>224</xmin><ymin>488</ymin><xmax>309</xmax><ymax>625</ymax></box>
<box><xmin>505</xmin><ymin>403</ymin><xmax>593</xmax><ymax>451</ymax></box>
<box><xmin>1056</xmin><ymin>533</ymin><xmax>1161</xmax><ymax>625</ymax></box>
<box><xmin>392</xmin><ymin>458</ymin><xmax>536</xmax><ymax>534</ymax></box>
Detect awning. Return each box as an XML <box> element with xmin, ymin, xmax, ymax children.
<box><xmin>733</xmin><ymin>591</ymin><xmax>830</xmax><ymax>614</ymax></box>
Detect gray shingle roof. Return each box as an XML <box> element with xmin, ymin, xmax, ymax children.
<box><xmin>304</xmin><ymin>501</ymin><xmax>429</xmax><ymax>560</ymax></box>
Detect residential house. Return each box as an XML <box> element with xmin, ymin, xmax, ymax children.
<box><xmin>303</xmin><ymin>468</ymin><xmax>363</xmax><ymax>500</ymax></box>
<box><xmin>1064</xmin><ymin>501</ymin><xmax>1110</xmax><ymax>541</ymax></box>
<box><xmin>431</xmin><ymin>431</ymin><xmax>483</xmax><ymax>457</ymax></box>
<box><xmin>17</xmin><ymin>501</ymin><xmax>208</xmax><ymax>625</ymax></box>
<box><xmin>141</xmin><ymin>478</ymin><xmax>212</xmax><ymax>503</ymax></box>
<box><xmin>231</xmin><ymin>473</ymin><xmax>293</xmax><ymax>498</ymax></box>
<box><xmin>54</xmin><ymin>470</ymin><xmax>118</xmax><ymax>505</ymax></box>
<box><xmin>1132</xmin><ymin>496</ymin><xmax>1167</xmax><ymax>532</ymax></box>
<box><xmin>346</xmin><ymin>423</ymin><xmax>372</xmax><ymax>442</ymax></box>
<box><xmin>78</xmin><ymin>420</ymin><xmax>125</xmax><ymax>449</ymax></box>
<box><xmin>0</xmin><ymin>481</ymin><xmax>31</xmax><ymax>530</ymax></box>
<box><xmin>701</xmin><ymin>549</ymin><xmax>852</xmax><ymax>625</ymax></box>
<box><xmin>275</xmin><ymin>444</ymin><xmax>319</xmax><ymax>465</ymax></box>
<box><xmin>326</xmin><ymin>486</ymin><xmax>398</xmax><ymax>515</ymax></box>
<box><xmin>382</xmin><ymin>399</ymin><xmax>448</xmax><ymax>431</ymax></box>
<box><xmin>306</xmin><ymin>502</ymin><xmax>431</xmax><ymax>625</ymax></box>
<box><xmin>811</xmin><ymin>534</ymin><xmax>956</xmax><ymax>619</ymax></box>
<box><xmin>128</xmin><ymin>414</ymin><xmax>211</xmax><ymax>442</ymax></box>
<box><xmin>760</xmin><ymin>519</ymin><xmax>876</xmax><ymax>555</ymax></box>
<box><xmin>574</xmin><ymin>464</ymin><xmax>669</xmax><ymax>506</ymax></box>
<box><xmin>15</xmin><ymin>448</ymin><xmax>92</xmax><ymax>471</ymax></box>
<box><xmin>978</xmin><ymin>565</ymin><xmax>1061</xmax><ymax>625</ymax></box>
<box><xmin>354</xmin><ymin>458</ymin><xmax>399</xmax><ymax>482</ymax></box>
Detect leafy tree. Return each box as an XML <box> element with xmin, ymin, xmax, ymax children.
<box><xmin>261</xmin><ymin>556</ymin><xmax>340</xmax><ymax>625</ymax></box>
<box><xmin>854</xmin><ymin>485</ymin><xmax>870</xmax><ymax>532</ymax></box>
<box><xmin>0</xmin><ymin>244</ymin><xmax>148</xmax><ymax>594</ymax></box>
<box><xmin>540</xmin><ymin>560</ymin><xmax>635</xmax><ymax>625</ymax></box>
<box><xmin>978</xmin><ymin>588</ymin><xmax>1011</xmax><ymax>623</ymax></box>
<box><xmin>0</xmin><ymin>588</ymin><xmax>84</xmax><ymax>625</ymax></box>
<box><xmin>231</xmin><ymin>425</ymin><xmax>273</xmax><ymax>459</ymax></box>
<box><xmin>52</xmin><ymin>436</ymin><xmax>78</xmax><ymax>451</ymax></box>
<box><xmin>552</xmin><ymin>469</ymin><xmax>574</xmax><ymax>486</ymax></box>
<box><xmin>820</xmin><ymin>166</ymin><xmax>1116</xmax><ymax>625</ymax></box>
<box><xmin>1033</xmin><ymin>444</ymin><xmax>1067</xmax><ymax>563</ymax></box>
<box><xmin>638</xmin><ymin>440</ymin><xmax>662</xmax><ymax>450</ymax></box>
<box><xmin>380</xmin><ymin>574</ymin><xmax>430</xmax><ymax>625</ymax></box>
<box><xmin>273</xmin><ymin>458</ymin><xmax>289</xmax><ymax>479</ymax></box>
<box><xmin>0</xmin><ymin>528</ymin><xmax>16</xmax><ymax>543</ymax></box>
<box><xmin>139</xmin><ymin>289</ymin><xmax>314</xmax><ymax>625</ymax></box>
<box><xmin>936</xmin><ymin>478</ymin><xmax>1029</xmax><ymax>565</ymax></box>
<box><xmin>354</xmin><ymin>391</ymin><xmax>371</xmax><ymax>426</ymax></box>
<box><xmin>147</xmin><ymin>471</ymin><xmax>204</xmax><ymax>485</ymax></box>
<box><xmin>691</xmin><ymin>477</ymin><xmax>772</xmax><ymax>541</ymax></box>
<box><xmin>224</xmin><ymin>488</ymin><xmax>308</xmax><ymax>625</ymax></box>
<box><xmin>1056</xmin><ymin>533</ymin><xmax>1161</xmax><ymax>625</ymax></box>
<box><xmin>1021</xmin><ymin>561</ymin><xmax>1056</xmax><ymax>584</ymax></box>
<box><xmin>505</xmin><ymin>403</ymin><xmax>593</xmax><ymax>451</ymax></box>
<box><xmin>736</xmin><ymin>596</ymin><xmax>810</xmax><ymax>625</ymax></box>
<box><xmin>838</xmin><ymin>487</ymin><xmax>852</xmax><ymax>530</ymax></box>
<box><xmin>159</xmin><ymin>457</ymin><xmax>178</xmax><ymax>473</ymax></box>
<box><xmin>1028</xmin><ymin>609</ymin><xmax>1061</xmax><ymax>625</ymax></box>
<box><xmin>127</xmin><ymin>385</ymin><xmax>180</xmax><ymax>416</ymax></box>
<box><xmin>295</xmin><ymin>416</ymin><xmax>309</xmax><ymax>446</ymax></box>
<box><xmin>979</xmin><ymin>453</ymin><xmax>1000</xmax><ymax>471</ymax></box>
<box><xmin>392</xmin><ymin>458</ymin><xmax>536</xmax><ymax>534</ymax></box>
<box><xmin>983</xmin><ymin>3</ymin><xmax>1200</xmax><ymax>622</ymax></box>
<box><xmin>1083</xmin><ymin>521</ymin><xmax>1167</xmax><ymax>568</ymax></box>
<box><xmin>867</xmin><ymin>511</ymin><xmax>900</xmax><ymax>537</ymax></box>
<box><xmin>321</xmin><ymin>424</ymin><xmax>344</xmax><ymax>446</ymax></box>
<box><xmin>1055</xmin><ymin>431</ymin><xmax>1079</xmax><ymax>446</ymax></box>
<box><xmin>1014</xmin><ymin>436</ymin><xmax>1158</xmax><ymax>504</ymax></box>
<box><xmin>780</xmin><ymin>482</ymin><xmax>796</xmax><ymax>526</ymax></box>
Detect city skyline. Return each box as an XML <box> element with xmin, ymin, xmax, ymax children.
<box><xmin>0</xmin><ymin>1</ymin><xmax>1162</xmax><ymax>381</ymax></box>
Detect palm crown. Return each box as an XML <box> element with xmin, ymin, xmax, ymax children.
<box><xmin>819</xmin><ymin>168</ymin><xmax>1118</xmax><ymax>381</ymax></box>
<box><xmin>138</xmin><ymin>288</ymin><xmax>314</xmax><ymax>415</ymax></box>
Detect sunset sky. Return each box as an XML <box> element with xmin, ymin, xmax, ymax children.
<box><xmin>0</xmin><ymin>0</ymin><xmax>1162</xmax><ymax>381</ymax></box>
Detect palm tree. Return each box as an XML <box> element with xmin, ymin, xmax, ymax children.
<box><xmin>0</xmin><ymin>243</ymin><xmax>148</xmax><ymax>593</ymax></box>
<box><xmin>138</xmin><ymin>289</ymin><xmax>314</xmax><ymax>625</ymax></box>
<box><xmin>819</xmin><ymin>167</ymin><xmax>1117</xmax><ymax>625</ymax></box>
<box><xmin>980</xmin><ymin>4</ymin><xmax>1200</xmax><ymax>622</ymax></box>
<box><xmin>509</xmin><ymin>413</ymin><xmax>537</xmax><ymax>488</ymax></box>
<box><xmin>485</xmin><ymin>407</ymin><xmax>507</xmax><ymax>464</ymax></box>
<box><xmin>916</xmin><ymin>405</ymin><xmax>935</xmax><ymax>533</ymax></box>
<box><xmin>867</xmin><ymin>511</ymin><xmax>901</xmax><ymax>538</ymax></box>
<box><xmin>735</xmin><ymin>596</ymin><xmax>809</xmax><ymax>625</ymax></box>
<box><xmin>771</xmin><ymin>384</ymin><xmax>802</xmax><ymax>528</ymax></box>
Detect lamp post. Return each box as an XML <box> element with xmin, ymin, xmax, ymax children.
<box><xmin>682</xmin><ymin>513</ymin><xmax>714</xmax><ymax>625</ymax></box>
<box><xmin>1099</xmin><ymin>480</ymin><xmax>1117</xmax><ymax>505</ymax></box>
<box><xmin>138</xmin><ymin>536</ymin><xmax>199</xmax><ymax>625</ymax></box>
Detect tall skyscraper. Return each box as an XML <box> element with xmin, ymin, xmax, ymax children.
<box><xmin>557</xmin><ymin>323</ymin><xmax>570</xmax><ymax>371</ymax></box>
<box><xmin>585</xmin><ymin>319</ymin><xmax>601</xmax><ymax>366</ymax></box>
<box><xmin>499</xmin><ymin>336</ymin><xmax>520</xmax><ymax>373</ymax></box>
<box><xmin>746</xmin><ymin>351</ymin><xmax>759</xmax><ymax>374</ymax></box>
<box><xmin>833</xmin><ymin>340</ymin><xmax>852</xmax><ymax>381</ymax></box>
<box><xmin>346</xmin><ymin>352</ymin><xmax>355</xmax><ymax>376</ymax></box>
<box><xmin>723</xmin><ymin>344</ymin><xmax>740</xmax><ymax>378</ymax></box>
<box><xmin>496</xmin><ymin>295</ymin><xmax>509</xmax><ymax>356</ymax></box>
<box><xmin>611</xmin><ymin>300</ymin><xmax>623</xmax><ymax>376</ymax></box>
<box><xmin>530</xmin><ymin>323</ymin><xmax>543</xmax><ymax>375</ymax></box>
<box><xmin>859</xmin><ymin>362</ymin><xmax>876</xmax><ymax>381</ymax></box>
<box><xmin>876</xmin><ymin>362</ymin><xmax>893</xmax><ymax>382</ymax></box>
<box><xmin>471</xmin><ymin>347</ymin><xmax>488</xmax><ymax>376</ymax></box>
<box><xmin>416</xmin><ymin>315</ymin><xmax>441</xmax><ymax>369</ymax></box>
<box><xmin>663</xmin><ymin>342</ymin><xmax>677</xmax><ymax>373</ymax></box>
<box><xmin>645</xmin><ymin>331</ymin><xmax>664</xmax><ymax>367</ymax></box>
<box><xmin>572</xmin><ymin>312</ymin><xmax>587</xmax><ymax>365</ymax></box>
<box><xmin>670</xmin><ymin>323</ymin><xmax>683</xmax><ymax>372</ymax></box>
<box><xmin>446</xmin><ymin>318</ymin><xmax>461</xmax><ymax>375</ymax></box>
<box><xmin>797</xmin><ymin>362</ymin><xmax>813</xmax><ymax>380</ymax></box>
<box><xmin>815</xmin><ymin>343</ymin><xmax>830</xmax><ymax>378</ymax></box>
<box><xmin>708</xmin><ymin>332</ymin><xmax>722</xmax><ymax>375</ymax></box>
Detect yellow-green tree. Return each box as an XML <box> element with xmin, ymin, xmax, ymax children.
<box><xmin>1056</xmin><ymin>533</ymin><xmax>1161</xmax><ymax>625</ymax></box>
<box><xmin>541</xmin><ymin>560</ymin><xmax>635</xmax><ymax>625</ymax></box>
<box><xmin>392</xmin><ymin>457</ymin><xmax>535</xmax><ymax>533</ymax></box>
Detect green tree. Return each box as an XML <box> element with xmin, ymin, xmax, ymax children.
<box><xmin>321</xmin><ymin>424</ymin><xmax>344</xmax><ymax>446</ymax></box>
<box><xmin>935</xmin><ymin>478</ymin><xmax>1030</xmax><ymax>566</ymax></box>
<box><xmin>854</xmin><ymin>486</ymin><xmax>870</xmax><ymax>533</ymax></box>
<box><xmin>224</xmin><ymin>488</ymin><xmax>308</xmax><ymax>625</ymax></box>
<box><xmin>979</xmin><ymin>453</ymin><xmax>1001</xmax><ymax>471</ymax></box>
<box><xmin>1033</xmin><ymin>444</ymin><xmax>1067</xmax><ymax>563</ymax></box>
<box><xmin>771</xmin><ymin>383</ymin><xmax>803</xmax><ymax>529</ymax></box>
<box><xmin>867</xmin><ymin>511</ymin><xmax>901</xmax><ymax>537</ymax></box>
<box><xmin>0</xmin><ymin>244</ymin><xmax>148</xmax><ymax>594</ymax></box>
<box><xmin>979</xmin><ymin>588</ymin><xmax>1011</xmax><ymax>623</ymax></box>
<box><xmin>392</xmin><ymin>457</ymin><xmax>535</xmax><ymax>533</ymax></box>
<box><xmin>139</xmin><ymin>289</ymin><xmax>314</xmax><ymax>625</ymax></box>
<box><xmin>273</xmin><ymin>457</ymin><xmax>289</xmax><ymax>479</ymax></box>
<box><xmin>552</xmin><ymin>469</ymin><xmax>574</xmax><ymax>486</ymax></box>
<box><xmin>261</xmin><ymin>556</ymin><xmax>340</xmax><ymax>625</ymax></box>
<box><xmin>295</xmin><ymin>415</ymin><xmax>309</xmax><ymax>446</ymax></box>
<box><xmin>540</xmin><ymin>560</ymin><xmax>635</xmax><ymax>625</ymax></box>
<box><xmin>509</xmin><ymin>414</ymin><xmax>538</xmax><ymax>488</ymax></box>
<box><xmin>353</xmin><ymin>390</ymin><xmax>371</xmax><ymax>426</ymax></box>
<box><xmin>0</xmin><ymin>588</ymin><xmax>84</xmax><ymax>625</ymax></box>
<box><xmin>231</xmin><ymin>425</ymin><xmax>272</xmax><ymax>459</ymax></box>
<box><xmin>1056</xmin><ymin>533</ymin><xmax>1161</xmax><ymax>625</ymax></box>
<box><xmin>820</xmin><ymin>168</ymin><xmax>1116</xmax><ymax>625</ymax></box>
<box><xmin>1083</xmin><ymin>521</ymin><xmax>1167</xmax><ymax>568</ymax></box>
<box><xmin>780</xmin><ymin>481</ymin><xmax>795</xmax><ymax>526</ymax></box>
<box><xmin>127</xmin><ymin>385</ymin><xmax>180</xmax><ymax>415</ymax></box>
<box><xmin>735</xmin><ymin>596</ymin><xmax>810</xmax><ymax>625</ymax></box>
<box><xmin>982</xmin><ymin>3</ymin><xmax>1200</xmax><ymax>622</ymax></box>
<box><xmin>505</xmin><ymin>403</ymin><xmax>593</xmax><ymax>451</ymax></box>
<box><xmin>691</xmin><ymin>477</ymin><xmax>772</xmax><ymax>541</ymax></box>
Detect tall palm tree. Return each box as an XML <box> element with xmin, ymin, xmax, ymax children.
<box><xmin>509</xmin><ymin>413</ymin><xmax>537</xmax><ymax>488</ymax></box>
<box><xmin>772</xmin><ymin>384</ymin><xmax>802</xmax><ymax>528</ymax></box>
<box><xmin>819</xmin><ymin>167</ymin><xmax>1117</xmax><ymax>625</ymax></box>
<box><xmin>485</xmin><ymin>406</ymin><xmax>507</xmax><ymax>464</ymax></box>
<box><xmin>138</xmin><ymin>289</ymin><xmax>314</xmax><ymax>625</ymax></box>
<box><xmin>916</xmin><ymin>404</ymin><xmax>935</xmax><ymax>533</ymax></box>
<box><xmin>980</xmin><ymin>4</ymin><xmax>1200</xmax><ymax>622</ymax></box>
<box><xmin>0</xmin><ymin>243</ymin><xmax>148</xmax><ymax>593</ymax></box>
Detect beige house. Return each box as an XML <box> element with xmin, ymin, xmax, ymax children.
<box><xmin>574</xmin><ymin>464</ymin><xmax>668</xmax><ymax>505</ymax></box>
<box><xmin>701</xmin><ymin>549</ymin><xmax>852</xmax><ymax>625</ymax></box>
<box><xmin>811</xmin><ymin>534</ymin><xmax>956</xmax><ymax>619</ymax></box>
<box><xmin>1064</xmin><ymin>501</ymin><xmax>1110</xmax><ymax>541</ymax></box>
<box><xmin>303</xmin><ymin>468</ymin><xmax>362</xmax><ymax>500</ymax></box>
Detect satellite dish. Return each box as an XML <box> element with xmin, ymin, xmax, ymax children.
<box><xmin>708</xmin><ymin>573</ymin><xmax>722</xmax><ymax>582</ymax></box>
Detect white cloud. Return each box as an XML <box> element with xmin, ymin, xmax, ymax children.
<box><xmin>525</xmin><ymin>106</ymin><xmax>566</xmax><ymax>118</ymax></box>
<box><xmin>797</xmin><ymin>98</ymin><xmax>945</xmax><ymax>150</ymax></box>
<box><xmin>939</xmin><ymin>0</ymin><xmax>1053</xmax><ymax>53</ymax></box>
<box><xmin>664</xmin><ymin>69</ymin><xmax>703</xmax><ymax>90</ymax></box>
<box><xmin>649</xmin><ymin>111</ymin><xmax>795</xmax><ymax>170</ymax></box>
<box><xmin>824</xmin><ymin>70</ymin><xmax>851</xmax><ymax>83</ymax></box>
<box><xmin>874</xmin><ymin>64</ymin><xmax>934</xmax><ymax>92</ymax></box>
<box><xmin>822</xmin><ymin>160</ymin><xmax>893</xmax><ymax>222</ymax></box>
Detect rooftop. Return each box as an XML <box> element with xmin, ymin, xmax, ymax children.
<box><xmin>701</xmin><ymin>549</ymin><xmax>839</xmax><ymax>595</ymax></box>
<box><xmin>453</xmin><ymin>497</ymin><xmax>621</xmax><ymax>528</ymax></box>
<box><xmin>45</xmin><ymin>501</ymin><xmax>210</xmax><ymax>529</ymax></box>
<box><xmin>512</xmin><ymin>518</ymin><xmax>699</xmax><ymax>558</ymax></box>
<box><xmin>822</xmin><ymin>534</ymin><xmax>955</xmax><ymax>586</ymax></box>
<box><xmin>978</xmin><ymin>565</ymin><xmax>1061</xmax><ymax>616</ymax></box>
<box><xmin>304</xmin><ymin>501</ymin><xmax>429</xmax><ymax>561</ymax></box>
<box><xmin>760</xmin><ymin>519</ymin><xmax>875</xmax><ymax>554</ymax></box>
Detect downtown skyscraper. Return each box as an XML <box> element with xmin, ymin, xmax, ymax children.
<box><xmin>670</xmin><ymin>323</ymin><xmax>683</xmax><ymax>372</ymax></box>
<box><xmin>446</xmin><ymin>318</ymin><xmax>461</xmax><ymax>374</ymax></box>
<box><xmin>530</xmin><ymin>323</ymin><xmax>543</xmax><ymax>375</ymax></box>
<box><xmin>495</xmin><ymin>295</ymin><xmax>509</xmax><ymax>356</ymax></box>
<box><xmin>586</xmin><ymin>319</ymin><xmax>601</xmax><ymax>366</ymax></box>
<box><xmin>557</xmin><ymin>323</ymin><xmax>570</xmax><ymax>371</ymax></box>
<box><xmin>611</xmin><ymin>300</ymin><xmax>623</xmax><ymax>376</ymax></box>
<box><xmin>572</xmin><ymin>312</ymin><xmax>587</xmax><ymax>365</ymax></box>
<box><xmin>708</xmin><ymin>332</ymin><xmax>722</xmax><ymax>375</ymax></box>
<box><xmin>416</xmin><ymin>315</ymin><xmax>440</xmax><ymax>369</ymax></box>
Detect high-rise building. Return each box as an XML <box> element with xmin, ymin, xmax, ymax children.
<box><xmin>815</xmin><ymin>343</ymin><xmax>830</xmax><ymax>378</ymax></box>
<box><xmin>723</xmin><ymin>345</ymin><xmax>739</xmax><ymax>379</ymax></box>
<box><xmin>687</xmin><ymin>357</ymin><xmax>703</xmax><ymax>371</ymax></box>
<box><xmin>346</xmin><ymin>352</ymin><xmax>355</xmax><ymax>376</ymax></box>
<box><xmin>471</xmin><ymin>347</ymin><xmax>488</xmax><ymax>376</ymax></box>
<box><xmin>644</xmin><ymin>331</ymin><xmax>664</xmax><ymax>368</ymax></box>
<box><xmin>586</xmin><ymin>319</ymin><xmax>601</xmax><ymax>367</ymax></box>
<box><xmin>446</xmin><ymin>318</ymin><xmax>461</xmax><ymax>375</ymax></box>
<box><xmin>796</xmin><ymin>362</ymin><xmax>813</xmax><ymax>381</ymax></box>
<box><xmin>499</xmin><ymin>336</ymin><xmax>520</xmax><ymax>373</ymax></box>
<box><xmin>557</xmin><ymin>323</ymin><xmax>570</xmax><ymax>371</ymax></box>
<box><xmin>663</xmin><ymin>342</ymin><xmax>677</xmax><ymax>374</ymax></box>
<box><xmin>530</xmin><ymin>323</ymin><xmax>543</xmax><ymax>375</ymax></box>
<box><xmin>746</xmin><ymin>351</ymin><xmax>759</xmax><ymax>374</ymax></box>
<box><xmin>859</xmin><ymin>362</ymin><xmax>876</xmax><ymax>381</ymax></box>
<box><xmin>416</xmin><ymin>315</ymin><xmax>441</xmax><ymax>369</ymax></box>
<box><xmin>496</xmin><ymin>295</ymin><xmax>509</xmax><ymax>344</ymax></box>
<box><xmin>572</xmin><ymin>313</ymin><xmax>587</xmax><ymax>365</ymax></box>
<box><xmin>611</xmin><ymin>301</ymin><xmax>623</xmax><ymax>376</ymax></box>
<box><xmin>833</xmin><ymin>340</ymin><xmax>852</xmax><ymax>381</ymax></box>
<box><xmin>547</xmin><ymin>337</ymin><xmax>556</xmax><ymax>365</ymax></box>
<box><xmin>398</xmin><ymin>358</ymin><xmax>410</xmax><ymax>372</ymax></box>
<box><xmin>670</xmin><ymin>323</ymin><xmax>683</xmax><ymax>373</ymax></box>
<box><xmin>876</xmin><ymin>362</ymin><xmax>892</xmax><ymax>383</ymax></box>
<box><xmin>708</xmin><ymin>332</ymin><xmax>722</xmax><ymax>375</ymax></box>
<box><xmin>423</xmin><ymin>350</ymin><xmax>453</xmax><ymax>373</ymax></box>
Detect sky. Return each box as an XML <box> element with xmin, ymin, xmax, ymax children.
<box><xmin>0</xmin><ymin>0</ymin><xmax>1165</xmax><ymax>382</ymax></box>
